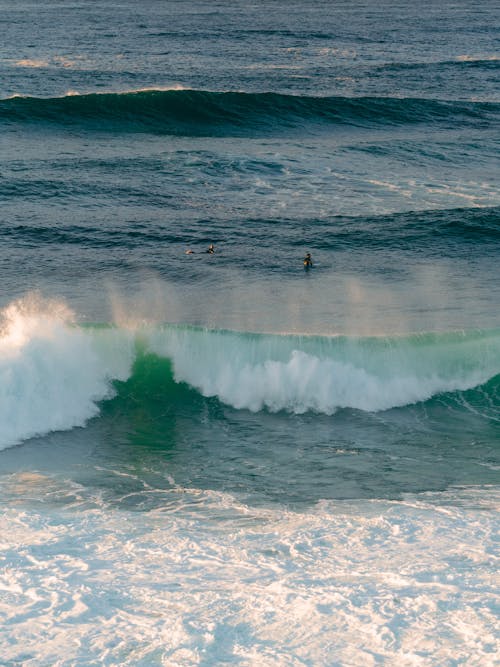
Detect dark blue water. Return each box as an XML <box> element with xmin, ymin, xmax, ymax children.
<box><xmin>0</xmin><ymin>1</ymin><xmax>499</xmax><ymax>664</ymax></box>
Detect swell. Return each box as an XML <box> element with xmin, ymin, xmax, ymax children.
<box><xmin>310</xmin><ymin>206</ymin><xmax>500</xmax><ymax>252</ymax></box>
<box><xmin>1</xmin><ymin>89</ymin><xmax>498</xmax><ymax>135</ymax></box>
<box><xmin>1</xmin><ymin>295</ymin><xmax>499</xmax><ymax>450</ymax></box>
<box><xmin>376</xmin><ymin>58</ymin><xmax>500</xmax><ymax>72</ymax></box>
<box><xmin>2</xmin><ymin>207</ymin><xmax>499</xmax><ymax>255</ymax></box>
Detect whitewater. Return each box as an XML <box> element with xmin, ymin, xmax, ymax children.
<box><xmin>1</xmin><ymin>295</ymin><xmax>499</xmax><ymax>450</ymax></box>
<box><xmin>1</xmin><ymin>0</ymin><xmax>499</xmax><ymax>664</ymax></box>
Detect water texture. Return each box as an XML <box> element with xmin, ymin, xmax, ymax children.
<box><xmin>0</xmin><ymin>1</ymin><xmax>499</xmax><ymax>665</ymax></box>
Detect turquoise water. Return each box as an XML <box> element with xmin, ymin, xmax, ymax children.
<box><xmin>0</xmin><ymin>1</ymin><xmax>499</xmax><ymax>664</ymax></box>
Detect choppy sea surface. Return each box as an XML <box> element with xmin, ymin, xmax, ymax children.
<box><xmin>1</xmin><ymin>1</ymin><xmax>499</xmax><ymax>665</ymax></box>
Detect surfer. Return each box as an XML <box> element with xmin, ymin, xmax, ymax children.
<box><xmin>303</xmin><ymin>252</ymin><xmax>313</xmax><ymax>268</ymax></box>
<box><xmin>207</xmin><ymin>243</ymin><xmax>215</xmax><ymax>254</ymax></box>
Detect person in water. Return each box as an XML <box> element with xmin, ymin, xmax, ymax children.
<box><xmin>207</xmin><ymin>243</ymin><xmax>215</xmax><ymax>254</ymax></box>
<box><xmin>303</xmin><ymin>252</ymin><xmax>313</xmax><ymax>268</ymax></box>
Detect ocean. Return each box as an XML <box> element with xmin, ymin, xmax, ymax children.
<box><xmin>1</xmin><ymin>1</ymin><xmax>499</xmax><ymax>664</ymax></box>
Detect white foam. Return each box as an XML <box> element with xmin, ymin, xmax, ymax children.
<box><xmin>456</xmin><ymin>54</ymin><xmax>500</xmax><ymax>62</ymax></box>
<box><xmin>150</xmin><ymin>327</ymin><xmax>500</xmax><ymax>414</ymax></box>
<box><xmin>61</xmin><ymin>85</ymin><xmax>191</xmax><ymax>97</ymax></box>
<box><xmin>14</xmin><ymin>58</ymin><xmax>49</xmax><ymax>68</ymax></box>
<box><xmin>0</xmin><ymin>483</ymin><xmax>498</xmax><ymax>666</ymax></box>
<box><xmin>0</xmin><ymin>295</ymin><xmax>133</xmax><ymax>450</ymax></box>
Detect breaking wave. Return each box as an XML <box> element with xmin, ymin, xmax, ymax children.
<box><xmin>0</xmin><ymin>296</ymin><xmax>499</xmax><ymax>450</ymax></box>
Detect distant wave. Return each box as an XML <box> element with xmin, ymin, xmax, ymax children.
<box><xmin>1</xmin><ymin>207</ymin><xmax>498</xmax><ymax>253</ymax></box>
<box><xmin>1</xmin><ymin>89</ymin><xmax>498</xmax><ymax>135</ymax></box>
<box><xmin>376</xmin><ymin>57</ymin><xmax>500</xmax><ymax>72</ymax></box>
<box><xmin>0</xmin><ymin>296</ymin><xmax>499</xmax><ymax>449</ymax></box>
<box><xmin>310</xmin><ymin>206</ymin><xmax>500</xmax><ymax>252</ymax></box>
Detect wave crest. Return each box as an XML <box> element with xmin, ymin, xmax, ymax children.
<box><xmin>0</xmin><ymin>298</ymin><xmax>499</xmax><ymax>449</ymax></box>
<box><xmin>0</xmin><ymin>296</ymin><xmax>133</xmax><ymax>449</ymax></box>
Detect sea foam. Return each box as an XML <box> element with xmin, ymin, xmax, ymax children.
<box><xmin>0</xmin><ymin>296</ymin><xmax>133</xmax><ymax>449</ymax></box>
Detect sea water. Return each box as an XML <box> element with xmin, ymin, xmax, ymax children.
<box><xmin>0</xmin><ymin>1</ymin><xmax>499</xmax><ymax>665</ymax></box>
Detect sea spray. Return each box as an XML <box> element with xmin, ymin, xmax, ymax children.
<box><xmin>0</xmin><ymin>295</ymin><xmax>133</xmax><ymax>449</ymax></box>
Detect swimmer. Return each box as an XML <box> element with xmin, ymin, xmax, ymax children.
<box><xmin>207</xmin><ymin>243</ymin><xmax>215</xmax><ymax>254</ymax></box>
<box><xmin>303</xmin><ymin>252</ymin><xmax>313</xmax><ymax>268</ymax></box>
